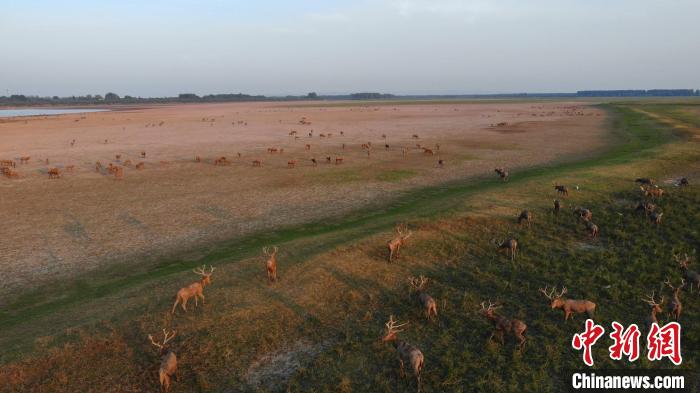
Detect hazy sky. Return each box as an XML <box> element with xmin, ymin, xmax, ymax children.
<box><xmin>1</xmin><ymin>0</ymin><xmax>699</xmax><ymax>96</ymax></box>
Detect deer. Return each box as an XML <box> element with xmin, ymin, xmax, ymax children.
<box><xmin>573</xmin><ymin>207</ymin><xmax>592</xmax><ymax>221</ymax></box>
<box><xmin>553</xmin><ymin>199</ymin><xmax>561</xmax><ymax>215</ymax></box>
<box><xmin>287</xmin><ymin>160</ymin><xmax>296</xmax><ymax>168</ymax></box>
<box><xmin>586</xmin><ymin>221</ymin><xmax>599</xmax><ymax>238</ymax></box>
<box><xmin>20</xmin><ymin>156</ymin><xmax>30</xmax><ymax>164</ymax></box>
<box><xmin>675</xmin><ymin>253</ymin><xmax>700</xmax><ymax>293</ymax></box>
<box><xmin>650</xmin><ymin>211</ymin><xmax>663</xmax><ymax>225</ymax></box>
<box><xmin>412</xmin><ymin>134</ymin><xmax>419</xmax><ymax>139</ymax></box>
<box><xmin>664</xmin><ymin>278</ymin><xmax>685</xmax><ymax>320</ymax></box>
<box><xmin>335</xmin><ymin>157</ymin><xmax>344</xmax><ymax>165</ymax></box>
<box><xmin>640</xmin><ymin>185</ymin><xmax>664</xmax><ymax>199</ymax></box>
<box><xmin>311</xmin><ymin>158</ymin><xmax>317</xmax><ymax>167</ymax></box>
<box><xmin>387</xmin><ymin>225</ymin><xmax>413</xmax><ymax>262</ymax></box>
<box><xmin>480</xmin><ymin>300</ymin><xmax>527</xmax><ymax>351</ymax></box>
<box><xmin>635</xmin><ymin>201</ymin><xmax>656</xmax><ymax>215</ymax></box>
<box><xmin>0</xmin><ymin>160</ymin><xmax>16</xmax><ymax>168</ymax></box>
<box><xmin>113</xmin><ymin>166</ymin><xmax>124</xmax><ymax>179</ymax></box>
<box><xmin>539</xmin><ymin>286</ymin><xmax>596</xmax><ymax>321</ymax></box>
<box><xmin>381</xmin><ymin>315</ymin><xmax>424</xmax><ymax>393</ymax></box>
<box><xmin>252</xmin><ymin>160</ymin><xmax>262</xmax><ymax>167</ymax></box>
<box><xmin>171</xmin><ymin>265</ymin><xmax>215</xmax><ymax>314</ymax></box>
<box><xmin>148</xmin><ymin>329</ymin><xmax>177</xmax><ymax>393</ymax></box>
<box><xmin>494</xmin><ymin>167</ymin><xmax>508</xmax><ymax>181</ymax></box>
<box><xmin>517</xmin><ymin>210</ymin><xmax>532</xmax><ymax>228</ymax></box>
<box><xmin>642</xmin><ymin>290</ymin><xmax>664</xmax><ymax>330</ymax></box>
<box><xmin>195</xmin><ymin>156</ymin><xmax>201</xmax><ymax>163</ymax></box>
<box><xmin>263</xmin><ymin>246</ymin><xmax>278</xmax><ymax>283</ymax></box>
<box><xmin>554</xmin><ymin>185</ymin><xmax>569</xmax><ymax>196</ymax></box>
<box><xmin>136</xmin><ymin>162</ymin><xmax>145</xmax><ymax>170</ymax></box>
<box><xmin>635</xmin><ymin>178</ymin><xmax>655</xmax><ymax>186</ymax></box>
<box><xmin>494</xmin><ymin>238</ymin><xmax>518</xmax><ymax>261</ymax></box>
<box><xmin>305</xmin><ymin>144</ymin><xmax>311</xmax><ymax>150</ymax></box>
<box><xmin>437</xmin><ymin>158</ymin><xmax>444</xmax><ymax>168</ymax></box>
<box><xmin>408</xmin><ymin>275</ymin><xmax>438</xmax><ymax>320</ymax></box>
<box><xmin>48</xmin><ymin>168</ymin><xmax>60</xmax><ymax>179</ymax></box>
<box><xmin>422</xmin><ymin>148</ymin><xmax>434</xmax><ymax>155</ymax></box>
<box><xmin>141</xmin><ymin>151</ymin><xmax>147</xmax><ymax>158</ymax></box>
<box><xmin>115</xmin><ymin>154</ymin><xmax>121</xmax><ymax>161</ymax></box>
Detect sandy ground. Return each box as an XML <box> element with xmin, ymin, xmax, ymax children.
<box><xmin>0</xmin><ymin>101</ymin><xmax>606</xmax><ymax>298</ymax></box>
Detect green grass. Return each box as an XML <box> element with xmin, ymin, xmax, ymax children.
<box><xmin>376</xmin><ymin>169</ymin><xmax>417</xmax><ymax>182</ymax></box>
<box><xmin>2</xmin><ymin>102</ymin><xmax>700</xmax><ymax>392</ymax></box>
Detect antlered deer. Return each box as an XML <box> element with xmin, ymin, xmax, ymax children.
<box><xmin>480</xmin><ymin>300</ymin><xmax>527</xmax><ymax>351</ymax></box>
<box><xmin>517</xmin><ymin>210</ymin><xmax>532</xmax><ymax>228</ymax></box>
<box><xmin>640</xmin><ymin>185</ymin><xmax>664</xmax><ymax>199</ymax></box>
<box><xmin>554</xmin><ymin>185</ymin><xmax>569</xmax><ymax>196</ymax></box>
<box><xmin>408</xmin><ymin>275</ymin><xmax>438</xmax><ymax>320</ymax></box>
<box><xmin>494</xmin><ymin>167</ymin><xmax>508</xmax><ymax>181</ymax></box>
<box><xmin>675</xmin><ymin>253</ymin><xmax>700</xmax><ymax>293</ymax></box>
<box><xmin>48</xmin><ymin>168</ymin><xmax>60</xmax><ymax>179</ymax></box>
<box><xmin>664</xmin><ymin>278</ymin><xmax>685</xmax><ymax>320</ymax></box>
<box><xmin>171</xmin><ymin>265</ymin><xmax>215</xmax><ymax>314</ymax></box>
<box><xmin>263</xmin><ymin>246</ymin><xmax>278</xmax><ymax>283</ymax></box>
<box><xmin>382</xmin><ymin>315</ymin><xmax>424</xmax><ymax>393</ymax></box>
<box><xmin>494</xmin><ymin>238</ymin><xmax>518</xmax><ymax>261</ymax></box>
<box><xmin>539</xmin><ymin>286</ymin><xmax>596</xmax><ymax>321</ymax></box>
<box><xmin>387</xmin><ymin>225</ymin><xmax>412</xmax><ymax>262</ymax></box>
<box><xmin>148</xmin><ymin>329</ymin><xmax>177</xmax><ymax>393</ymax></box>
<box><xmin>642</xmin><ymin>290</ymin><xmax>664</xmax><ymax>330</ymax></box>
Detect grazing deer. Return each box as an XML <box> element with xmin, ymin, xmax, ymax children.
<box><xmin>20</xmin><ymin>156</ymin><xmax>30</xmax><ymax>164</ymax></box>
<box><xmin>664</xmin><ymin>278</ymin><xmax>685</xmax><ymax>320</ymax></box>
<box><xmin>642</xmin><ymin>290</ymin><xmax>664</xmax><ymax>330</ymax></box>
<box><xmin>136</xmin><ymin>162</ymin><xmax>145</xmax><ymax>170</ymax></box>
<box><xmin>553</xmin><ymin>199</ymin><xmax>561</xmax><ymax>215</ymax></box>
<box><xmin>539</xmin><ymin>286</ymin><xmax>596</xmax><ymax>321</ymax></box>
<box><xmin>517</xmin><ymin>210</ymin><xmax>532</xmax><ymax>228</ymax></box>
<box><xmin>675</xmin><ymin>253</ymin><xmax>700</xmax><ymax>293</ymax></box>
<box><xmin>640</xmin><ymin>185</ymin><xmax>664</xmax><ymax>199</ymax></box>
<box><xmin>480</xmin><ymin>300</ymin><xmax>527</xmax><ymax>351</ymax></box>
<box><xmin>494</xmin><ymin>238</ymin><xmax>518</xmax><ymax>261</ymax></box>
<box><xmin>48</xmin><ymin>168</ymin><xmax>60</xmax><ymax>179</ymax></box>
<box><xmin>586</xmin><ymin>221</ymin><xmax>599</xmax><ymax>238</ymax></box>
<box><xmin>635</xmin><ymin>178</ymin><xmax>655</xmax><ymax>186</ymax></box>
<box><xmin>263</xmin><ymin>246</ymin><xmax>278</xmax><ymax>283</ymax></box>
<box><xmin>382</xmin><ymin>315</ymin><xmax>424</xmax><ymax>393</ymax></box>
<box><xmin>171</xmin><ymin>265</ymin><xmax>215</xmax><ymax>314</ymax></box>
<box><xmin>252</xmin><ymin>160</ymin><xmax>262</xmax><ymax>167</ymax></box>
<box><xmin>494</xmin><ymin>167</ymin><xmax>508</xmax><ymax>181</ymax></box>
<box><xmin>287</xmin><ymin>160</ymin><xmax>296</xmax><ymax>168</ymax></box>
<box><xmin>408</xmin><ymin>275</ymin><xmax>438</xmax><ymax>320</ymax></box>
<box><xmin>387</xmin><ymin>225</ymin><xmax>413</xmax><ymax>262</ymax></box>
<box><xmin>650</xmin><ymin>211</ymin><xmax>663</xmax><ymax>225</ymax></box>
<box><xmin>335</xmin><ymin>157</ymin><xmax>344</xmax><ymax>165</ymax></box>
<box><xmin>554</xmin><ymin>185</ymin><xmax>569</xmax><ymax>196</ymax></box>
<box><xmin>574</xmin><ymin>207</ymin><xmax>592</xmax><ymax>222</ymax></box>
<box><xmin>412</xmin><ymin>134</ymin><xmax>419</xmax><ymax>139</ymax></box>
<box><xmin>148</xmin><ymin>329</ymin><xmax>177</xmax><ymax>393</ymax></box>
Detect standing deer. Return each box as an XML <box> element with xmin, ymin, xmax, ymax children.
<box><xmin>287</xmin><ymin>160</ymin><xmax>296</xmax><ymax>168</ymax></box>
<box><xmin>263</xmin><ymin>246</ymin><xmax>278</xmax><ymax>283</ymax></box>
<box><xmin>675</xmin><ymin>253</ymin><xmax>700</xmax><ymax>293</ymax></box>
<box><xmin>553</xmin><ymin>199</ymin><xmax>561</xmax><ymax>215</ymax></box>
<box><xmin>494</xmin><ymin>238</ymin><xmax>518</xmax><ymax>261</ymax></box>
<box><xmin>539</xmin><ymin>285</ymin><xmax>596</xmax><ymax>321</ymax></box>
<box><xmin>494</xmin><ymin>167</ymin><xmax>508</xmax><ymax>181</ymax></box>
<box><xmin>20</xmin><ymin>156</ymin><xmax>30</xmax><ymax>164</ymax></box>
<box><xmin>335</xmin><ymin>157</ymin><xmax>344</xmax><ymax>165</ymax></box>
<box><xmin>640</xmin><ymin>185</ymin><xmax>664</xmax><ymax>199</ymax></box>
<box><xmin>554</xmin><ymin>185</ymin><xmax>569</xmax><ymax>196</ymax></box>
<box><xmin>586</xmin><ymin>221</ymin><xmax>599</xmax><ymax>238</ymax></box>
<box><xmin>382</xmin><ymin>315</ymin><xmax>424</xmax><ymax>393</ymax></box>
<box><xmin>650</xmin><ymin>211</ymin><xmax>663</xmax><ymax>225</ymax></box>
<box><xmin>664</xmin><ymin>278</ymin><xmax>685</xmax><ymax>320</ymax></box>
<box><xmin>641</xmin><ymin>290</ymin><xmax>664</xmax><ymax>330</ymax></box>
<box><xmin>252</xmin><ymin>160</ymin><xmax>262</xmax><ymax>167</ymax></box>
<box><xmin>408</xmin><ymin>275</ymin><xmax>438</xmax><ymax>320</ymax></box>
<box><xmin>574</xmin><ymin>207</ymin><xmax>592</xmax><ymax>221</ymax></box>
<box><xmin>171</xmin><ymin>265</ymin><xmax>215</xmax><ymax>314</ymax></box>
<box><xmin>148</xmin><ymin>329</ymin><xmax>177</xmax><ymax>393</ymax></box>
<box><xmin>48</xmin><ymin>168</ymin><xmax>60</xmax><ymax>179</ymax></box>
<box><xmin>517</xmin><ymin>210</ymin><xmax>532</xmax><ymax>228</ymax></box>
<box><xmin>387</xmin><ymin>225</ymin><xmax>413</xmax><ymax>262</ymax></box>
<box><xmin>480</xmin><ymin>300</ymin><xmax>527</xmax><ymax>351</ymax></box>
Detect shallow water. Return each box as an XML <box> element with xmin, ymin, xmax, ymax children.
<box><xmin>0</xmin><ymin>108</ymin><xmax>108</xmax><ymax>118</ymax></box>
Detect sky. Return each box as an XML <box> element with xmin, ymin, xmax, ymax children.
<box><xmin>1</xmin><ymin>0</ymin><xmax>699</xmax><ymax>97</ymax></box>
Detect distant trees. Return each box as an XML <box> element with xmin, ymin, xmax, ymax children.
<box><xmin>307</xmin><ymin>92</ymin><xmax>318</xmax><ymax>99</ymax></box>
<box><xmin>105</xmin><ymin>92</ymin><xmax>120</xmax><ymax>102</ymax></box>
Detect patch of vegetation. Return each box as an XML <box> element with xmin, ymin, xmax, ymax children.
<box><xmin>376</xmin><ymin>169</ymin><xmax>417</xmax><ymax>183</ymax></box>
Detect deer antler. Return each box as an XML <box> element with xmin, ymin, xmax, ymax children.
<box><xmin>193</xmin><ymin>265</ymin><xmax>214</xmax><ymax>276</ymax></box>
<box><xmin>385</xmin><ymin>315</ymin><xmax>408</xmax><ymax>334</ymax></box>
<box><xmin>557</xmin><ymin>286</ymin><xmax>568</xmax><ymax>298</ymax></box>
<box><xmin>479</xmin><ymin>299</ymin><xmax>502</xmax><ymax>312</ymax></box>
<box><xmin>149</xmin><ymin>329</ymin><xmax>176</xmax><ymax>350</ymax></box>
<box><xmin>539</xmin><ymin>285</ymin><xmax>555</xmax><ymax>300</ymax></box>
<box><xmin>262</xmin><ymin>246</ymin><xmax>278</xmax><ymax>256</ymax></box>
<box><xmin>664</xmin><ymin>278</ymin><xmax>675</xmax><ymax>289</ymax></box>
<box><xmin>641</xmin><ymin>291</ymin><xmax>663</xmax><ymax>306</ymax></box>
<box><xmin>408</xmin><ymin>275</ymin><xmax>428</xmax><ymax>290</ymax></box>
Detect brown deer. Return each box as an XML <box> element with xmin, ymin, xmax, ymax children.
<box><xmin>494</xmin><ymin>238</ymin><xmax>518</xmax><ymax>261</ymax></box>
<box><xmin>382</xmin><ymin>315</ymin><xmax>424</xmax><ymax>393</ymax></box>
<box><xmin>113</xmin><ymin>166</ymin><xmax>124</xmax><ymax>179</ymax></box>
<box><xmin>263</xmin><ymin>246</ymin><xmax>278</xmax><ymax>283</ymax></box>
<box><xmin>141</xmin><ymin>151</ymin><xmax>147</xmax><ymax>158</ymax></box>
<box><xmin>65</xmin><ymin>165</ymin><xmax>75</xmax><ymax>172</ymax></box>
<box><xmin>642</xmin><ymin>290</ymin><xmax>664</xmax><ymax>330</ymax></box>
<box><xmin>517</xmin><ymin>210</ymin><xmax>532</xmax><ymax>228</ymax></box>
<box><xmin>48</xmin><ymin>168</ymin><xmax>60</xmax><ymax>179</ymax></box>
<box><xmin>664</xmin><ymin>278</ymin><xmax>685</xmax><ymax>320</ymax></box>
<box><xmin>539</xmin><ymin>286</ymin><xmax>596</xmax><ymax>321</ymax></box>
<box><xmin>171</xmin><ymin>265</ymin><xmax>215</xmax><ymax>314</ymax></box>
<box><xmin>574</xmin><ymin>207</ymin><xmax>592</xmax><ymax>221</ymax></box>
<box><xmin>586</xmin><ymin>221</ymin><xmax>599</xmax><ymax>238</ymax></box>
<box><xmin>20</xmin><ymin>156</ymin><xmax>30</xmax><ymax>164</ymax></box>
<box><xmin>412</xmin><ymin>134</ymin><xmax>419</xmax><ymax>139</ymax></box>
<box><xmin>287</xmin><ymin>160</ymin><xmax>296</xmax><ymax>168</ymax></box>
<box><xmin>335</xmin><ymin>157</ymin><xmax>344</xmax><ymax>165</ymax></box>
<box><xmin>387</xmin><ymin>225</ymin><xmax>413</xmax><ymax>262</ymax></box>
<box><xmin>252</xmin><ymin>160</ymin><xmax>262</xmax><ymax>167</ymax></box>
<box><xmin>480</xmin><ymin>300</ymin><xmax>527</xmax><ymax>351</ymax></box>
<box><xmin>494</xmin><ymin>167</ymin><xmax>508</xmax><ymax>181</ymax></box>
<box><xmin>305</xmin><ymin>144</ymin><xmax>311</xmax><ymax>150</ymax></box>
<box><xmin>115</xmin><ymin>154</ymin><xmax>121</xmax><ymax>161</ymax></box>
<box><xmin>554</xmin><ymin>185</ymin><xmax>569</xmax><ymax>196</ymax></box>
<box><xmin>136</xmin><ymin>162</ymin><xmax>145</xmax><ymax>170</ymax></box>
<box><xmin>408</xmin><ymin>275</ymin><xmax>438</xmax><ymax>320</ymax></box>
<box><xmin>650</xmin><ymin>211</ymin><xmax>663</xmax><ymax>225</ymax></box>
<box><xmin>675</xmin><ymin>253</ymin><xmax>700</xmax><ymax>293</ymax></box>
<box><xmin>148</xmin><ymin>329</ymin><xmax>177</xmax><ymax>393</ymax></box>
<box><xmin>311</xmin><ymin>158</ymin><xmax>317</xmax><ymax>167</ymax></box>
<box><xmin>553</xmin><ymin>199</ymin><xmax>561</xmax><ymax>215</ymax></box>
<box><xmin>422</xmin><ymin>148</ymin><xmax>434</xmax><ymax>155</ymax></box>
<box><xmin>0</xmin><ymin>159</ymin><xmax>15</xmax><ymax>168</ymax></box>
<box><xmin>4</xmin><ymin>169</ymin><xmax>19</xmax><ymax>179</ymax></box>
<box><xmin>640</xmin><ymin>185</ymin><xmax>664</xmax><ymax>199</ymax></box>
